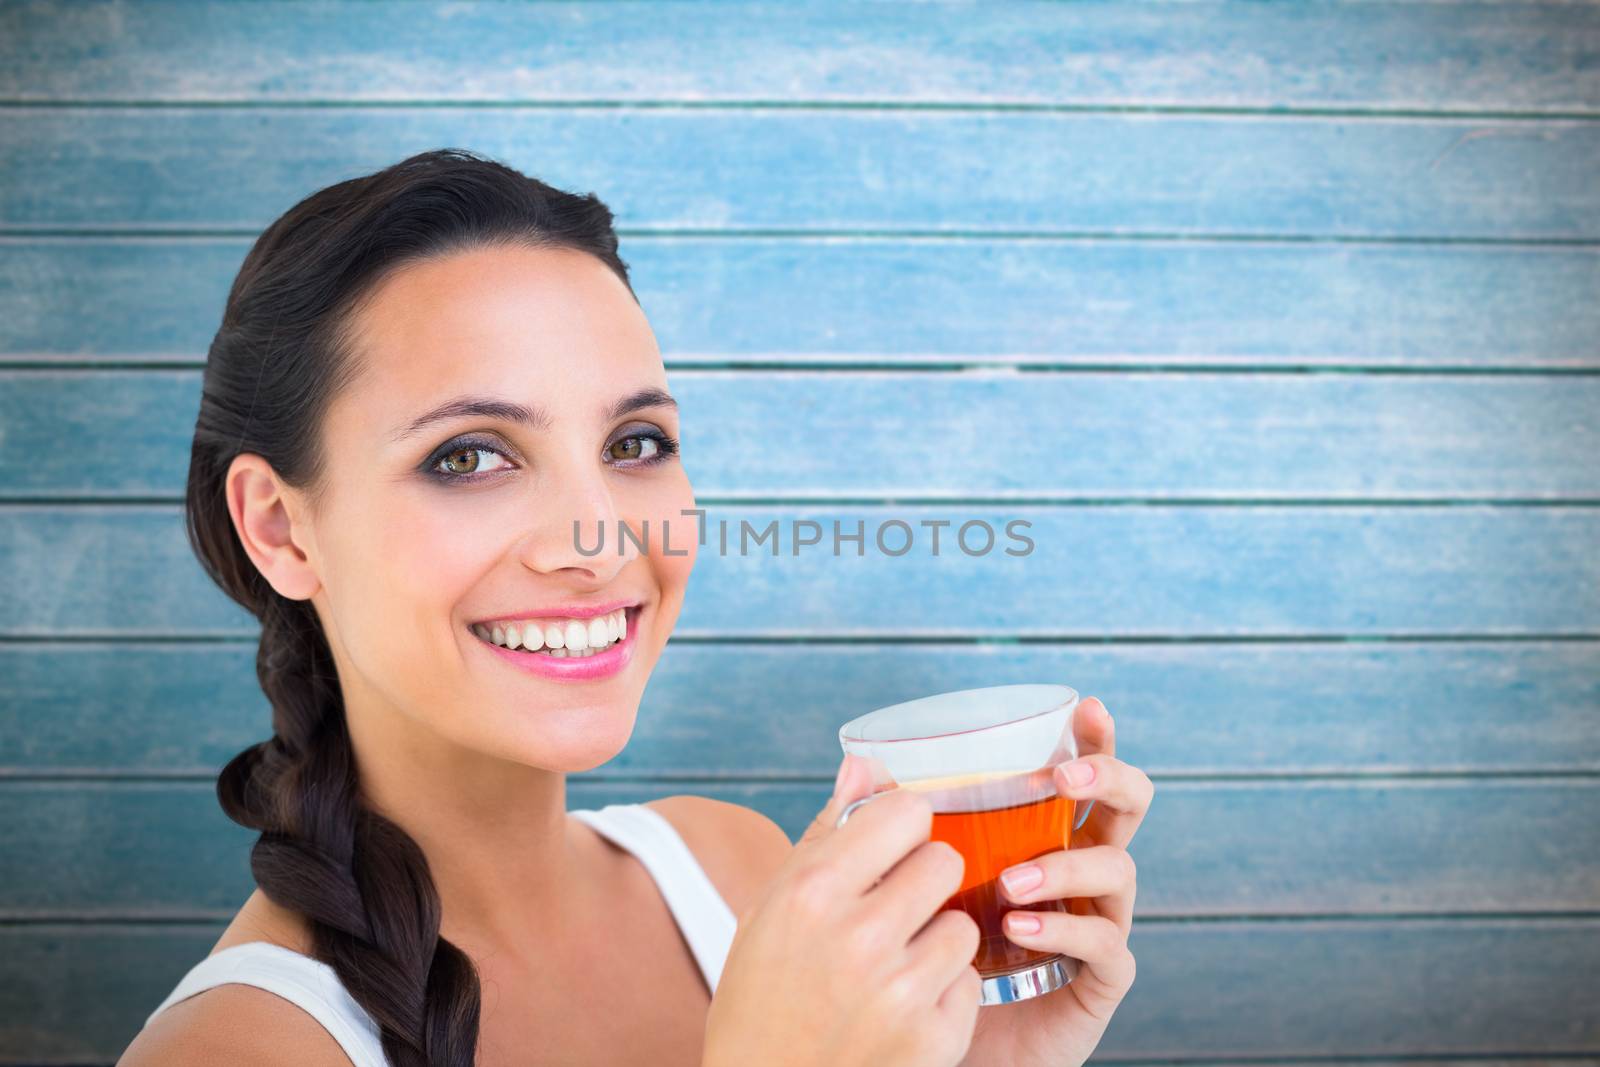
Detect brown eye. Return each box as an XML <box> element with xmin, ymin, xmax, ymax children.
<box><xmin>607</xmin><ymin>436</ymin><xmax>658</xmax><ymax>463</ymax></box>
<box><xmin>440</xmin><ymin>447</ymin><xmax>480</xmax><ymax>475</ymax></box>
<box><xmin>431</xmin><ymin>443</ymin><xmax>512</xmax><ymax>480</ymax></box>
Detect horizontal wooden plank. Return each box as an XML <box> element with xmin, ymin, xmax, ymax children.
<box><xmin>3</xmin><ymin>778</ymin><xmax>1596</xmax><ymax>917</ymax></box>
<box><xmin>5</xmin><ymin>238</ymin><xmax>1595</xmax><ymax>367</ymax></box>
<box><xmin>5</xmin><ymin>369</ymin><xmax>1598</xmax><ymax>500</ymax></box>
<box><xmin>3</xmin><ymin>504</ymin><xmax>1596</xmax><ymax>637</ymax></box>
<box><xmin>3</xmin><ymin>110</ymin><xmax>1595</xmax><ymax>239</ymax></box>
<box><xmin>1</xmin><ymin>2</ymin><xmax>1595</xmax><ymax>113</ymax></box>
<box><xmin>4</xmin><ymin>641</ymin><xmax>1597</xmax><ymax>777</ymax></box>
<box><xmin>1105</xmin><ymin>917</ymin><xmax>1600</xmax><ymax>1057</ymax></box>
<box><xmin>4</xmin><ymin>918</ymin><xmax>1596</xmax><ymax>1062</ymax></box>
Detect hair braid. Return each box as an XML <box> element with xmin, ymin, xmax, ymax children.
<box><xmin>215</xmin><ymin>593</ymin><xmax>479</xmax><ymax>1064</ymax></box>
<box><xmin>185</xmin><ymin>147</ymin><xmax>637</xmax><ymax>1063</ymax></box>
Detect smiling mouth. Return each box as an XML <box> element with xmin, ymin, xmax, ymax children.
<box><xmin>469</xmin><ymin>605</ymin><xmax>638</xmax><ymax>659</ymax></box>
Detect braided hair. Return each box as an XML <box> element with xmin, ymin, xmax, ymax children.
<box><xmin>184</xmin><ymin>148</ymin><xmax>637</xmax><ymax>1064</ymax></box>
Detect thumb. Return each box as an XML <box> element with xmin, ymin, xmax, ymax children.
<box><xmin>798</xmin><ymin>753</ymin><xmax>870</xmax><ymax>846</ymax></box>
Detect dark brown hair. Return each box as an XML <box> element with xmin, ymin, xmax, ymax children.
<box><xmin>185</xmin><ymin>148</ymin><xmax>636</xmax><ymax>1065</ymax></box>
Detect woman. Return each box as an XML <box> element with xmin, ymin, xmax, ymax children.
<box><xmin>120</xmin><ymin>149</ymin><xmax>1153</xmax><ymax>1067</ymax></box>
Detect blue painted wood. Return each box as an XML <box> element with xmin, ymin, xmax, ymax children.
<box><xmin>5</xmin><ymin>369</ymin><xmax>1600</xmax><ymax>499</ymax></box>
<box><xmin>2</xmin><ymin>2</ymin><xmax>1595</xmax><ymax>112</ymax></box>
<box><xmin>1101</xmin><ymin>917</ymin><xmax>1600</xmax><ymax>1056</ymax></box>
<box><xmin>3</xmin><ymin>505</ymin><xmax>1597</xmax><ymax>637</ymax></box>
<box><xmin>3</xmin><ymin>110</ymin><xmax>1596</xmax><ymax>238</ymax></box>
<box><xmin>3</xmin><ymin>779</ymin><xmax>1597</xmax><ymax>917</ymax></box>
<box><xmin>5</xmin><ymin>239</ymin><xmax>1595</xmax><ymax>367</ymax></box>
<box><xmin>4</xmin><ymin>919</ymin><xmax>1597</xmax><ymax>1062</ymax></box>
<box><xmin>4</xmin><ymin>640</ymin><xmax>1596</xmax><ymax>776</ymax></box>
<box><xmin>2</xmin><ymin>0</ymin><xmax>1594</xmax><ymax>1061</ymax></box>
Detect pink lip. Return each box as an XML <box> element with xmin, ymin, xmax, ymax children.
<box><xmin>473</xmin><ymin>599</ymin><xmax>637</xmax><ymax>626</ymax></box>
<box><xmin>471</xmin><ymin>605</ymin><xmax>640</xmax><ymax>682</ymax></box>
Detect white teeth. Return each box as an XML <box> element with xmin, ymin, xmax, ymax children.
<box><xmin>475</xmin><ymin>608</ymin><xmax>631</xmax><ymax>656</ymax></box>
<box><xmin>564</xmin><ymin>619</ymin><xmax>589</xmax><ymax>652</ymax></box>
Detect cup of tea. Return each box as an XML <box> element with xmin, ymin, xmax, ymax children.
<box><xmin>835</xmin><ymin>683</ymin><xmax>1094</xmax><ymax>1006</ymax></box>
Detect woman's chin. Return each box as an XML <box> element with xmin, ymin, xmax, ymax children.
<box><xmin>482</xmin><ymin>702</ymin><xmax>641</xmax><ymax>773</ymax></box>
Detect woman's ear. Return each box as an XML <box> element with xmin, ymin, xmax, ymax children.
<box><xmin>225</xmin><ymin>453</ymin><xmax>322</xmax><ymax>601</ymax></box>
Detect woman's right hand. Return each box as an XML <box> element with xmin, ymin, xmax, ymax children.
<box><xmin>702</xmin><ymin>754</ymin><xmax>983</xmax><ymax>1067</ymax></box>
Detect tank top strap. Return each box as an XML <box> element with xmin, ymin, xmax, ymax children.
<box><xmin>143</xmin><ymin>804</ymin><xmax>737</xmax><ymax>1058</ymax></box>
<box><xmin>569</xmin><ymin>802</ymin><xmax>739</xmax><ymax>993</ymax></box>
<box><xmin>142</xmin><ymin>941</ymin><xmax>387</xmax><ymax>1067</ymax></box>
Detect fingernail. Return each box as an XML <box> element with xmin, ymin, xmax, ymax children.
<box><xmin>1006</xmin><ymin>913</ymin><xmax>1041</xmax><ymax>935</ymax></box>
<box><xmin>1061</xmin><ymin>759</ymin><xmax>1095</xmax><ymax>787</ymax></box>
<box><xmin>833</xmin><ymin>756</ymin><xmax>853</xmax><ymax>798</ymax></box>
<box><xmin>1000</xmin><ymin>863</ymin><xmax>1043</xmax><ymax>896</ymax></box>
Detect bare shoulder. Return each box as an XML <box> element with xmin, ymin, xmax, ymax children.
<box><xmin>121</xmin><ymin>891</ymin><xmax>350</xmax><ymax>1066</ymax></box>
<box><xmin>119</xmin><ymin>982</ymin><xmax>358</xmax><ymax>1067</ymax></box>
<box><xmin>643</xmin><ymin>795</ymin><xmax>794</xmax><ymax>921</ymax></box>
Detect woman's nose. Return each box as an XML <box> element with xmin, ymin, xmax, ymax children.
<box><xmin>514</xmin><ymin>468</ymin><xmax>637</xmax><ymax>577</ymax></box>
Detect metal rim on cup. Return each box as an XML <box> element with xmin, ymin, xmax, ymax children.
<box><xmin>979</xmin><ymin>954</ymin><xmax>1078</xmax><ymax>1005</ymax></box>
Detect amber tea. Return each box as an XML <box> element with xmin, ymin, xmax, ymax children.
<box><xmin>901</xmin><ymin>768</ymin><xmax>1074</xmax><ymax>976</ymax></box>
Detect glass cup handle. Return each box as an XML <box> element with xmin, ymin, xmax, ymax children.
<box><xmin>836</xmin><ymin>792</ymin><xmax>880</xmax><ymax>828</ymax></box>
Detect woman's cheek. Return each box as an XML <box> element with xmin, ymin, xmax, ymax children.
<box><xmin>645</xmin><ymin>477</ymin><xmax>698</xmax><ymax>623</ymax></box>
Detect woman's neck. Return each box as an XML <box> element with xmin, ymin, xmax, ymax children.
<box><xmin>347</xmin><ymin>698</ymin><xmax>590</xmax><ymax>955</ymax></box>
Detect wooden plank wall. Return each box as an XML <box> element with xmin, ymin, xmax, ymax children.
<box><xmin>2</xmin><ymin>2</ymin><xmax>1598</xmax><ymax>1062</ymax></box>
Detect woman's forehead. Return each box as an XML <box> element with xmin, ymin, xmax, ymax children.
<box><xmin>336</xmin><ymin>245</ymin><xmax>662</xmax><ymax>432</ymax></box>
<box><xmin>352</xmin><ymin>244</ymin><xmax>647</xmax><ymax>360</ymax></box>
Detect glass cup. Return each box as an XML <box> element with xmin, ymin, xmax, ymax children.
<box><xmin>835</xmin><ymin>683</ymin><xmax>1094</xmax><ymax>1006</ymax></box>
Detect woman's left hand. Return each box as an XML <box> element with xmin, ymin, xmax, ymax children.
<box><xmin>957</xmin><ymin>696</ymin><xmax>1154</xmax><ymax>1067</ymax></box>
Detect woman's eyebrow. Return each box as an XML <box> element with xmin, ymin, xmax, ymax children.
<box><xmin>390</xmin><ymin>388</ymin><xmax>677</xmax><ymax>443</ymax></box>
<box><xmin>391</xmin><ymin>395</ymin><xmax>550</xmax><ymax>442</ymax></box>
<box><xmin>607</xmin><ymin>387</ymin><xmax>678</xmax><ymax>421</ymax></box>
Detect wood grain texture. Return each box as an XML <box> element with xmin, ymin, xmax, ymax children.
<box><xmin>5</xmin><ymin>369</ymin><xmax>1600</xmax><ymax>499</ymax></box>
<box><xmin>4</xmin><ymin>238</ymin><xmax>1597</xmax><ymax>366</ymax></box>
<box><xmin>2</xmin><ymin>0</ymin><xmax>1596</xmax><ymax>1061</ymax></box>
<box><xmin>2</xmin><ymin>778</ymin><xmax>1597</xmax><ymax>918</ymax></box>
<box><xmin>4</xmin><ymin>505</ymin><xmax>1597</xmax><ymax>637</ymax></box>
<box><xmin>3</xmin><ymin>920</ymin><xmax>1596</xmax><ymax>1063</ymax></box>
<box><xmin>4</xmin><ymin>640</ymin><xmax>1596</xmax><ymax>777</ymax></box>
<box><xmin>2</xmin><ymin>1</ymin><xmax>1596</xmax><ymax>112</ymax></box>
<box><xmin>3</xmin><ymin>109</ymin><xmax>1596</xmax><ymax>239</ymax></box>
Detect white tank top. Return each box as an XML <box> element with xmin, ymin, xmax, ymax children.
<box><xmin>139</xmin><ymin>803</ymin><xmax>740</xmax><ymax>1066</ymax></box>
